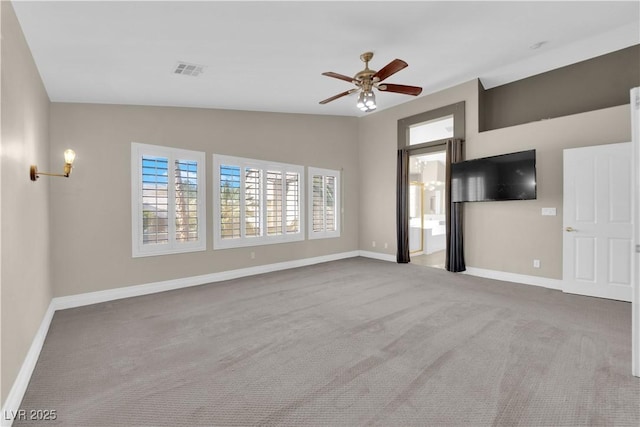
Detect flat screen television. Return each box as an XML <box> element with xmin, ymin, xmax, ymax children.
<box><xmin>451</xmin><ymin>149</ymin><xmax>536</xmax><ymax>202</ymax></box>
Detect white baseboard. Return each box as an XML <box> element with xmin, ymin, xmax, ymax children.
<box><xmin>53</xmin><ymin>251</ymin><xmax>360</xmax><ymax>310</ymax></box>
<box><xmin>358</xmin><ymin>250</ymin><xmax>396</xmax><ymax>262</ymax></box>
<box><xmin>355</xmin><ymin>254</ymin><xmax>563</xmax><ymax>291</ymax></box>
<box><xmin>464</xmin><ymin>267</ymin><xmax>563</xmax><ymax>290</ymax></box>
<box><xmin>1</xmin><ymin>302</ymin><xmax>55</xmax><ymax>427</ymax></box>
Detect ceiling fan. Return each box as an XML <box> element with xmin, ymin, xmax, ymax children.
<box><xmin>319</xmin><ymin>52</ymin><xmax>423</xmax><ymax>112</ymax></box>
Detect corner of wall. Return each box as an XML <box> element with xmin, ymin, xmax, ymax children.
<box><xmin>477</xmin><ymin>78</ymin><xmax>487</xmax><ymax>133</ymax></box>
<box><xmin>1</xmin><ymin>0</ymin><xmax>53</xmax><ymax>411</ymax></box>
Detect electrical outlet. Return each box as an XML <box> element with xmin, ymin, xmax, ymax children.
<box><xmin>250</xmin><ymin>251</ymin><xmax>255</xmax><ymax>259</ymax></box>
<box><xmin>372</xmin><ymin>241</ymin><xmax>376</xmax><ymax>248</ymax></box>
<box><xmin>533</xmin><ymin>259</ymin><xmax>540</xmax><ymax>268</ymax></box>
<box><xmin>384</xmin><ymin>242</ymin><xmax>388</xmax><ymax>249</ymax></box>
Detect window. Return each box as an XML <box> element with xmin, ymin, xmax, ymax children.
<box><xmin>409</xmin><ymin>115</ymin><xmax>454</xmax><ymax>145</ymax></box>
<box><xmin>131</xmin><ymin>143</ymin><xmax>206</xmax><ymax>257</ymax></box>
<box><xmin>398</xmin><ymin>101</ymin><xmax>464</xmax><ymax>150</ymax></box>
<box><xmin>213</xmin><ymin>155</ymin><xmax>304</xmax><ymax>249</ymax></box>
<box><xmin>308</xmin><ymin>167</ymin><xmax>341</xmax><ymax>239</ymax></box>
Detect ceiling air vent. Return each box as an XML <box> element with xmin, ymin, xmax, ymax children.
<box><xmin>173</xmin><ymin>61</ymin><xmax>205</xmax><ymax>77</ymax></box>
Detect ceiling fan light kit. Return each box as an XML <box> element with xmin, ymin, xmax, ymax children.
<box><xmin>356</xmin><ymin>90</ymin><xmax>376</xmax><ymax>112</ymax></box>
<box><xmin>320</xmin><ymin>51</ymin><xmax>423</xmax><ymax>113</ymax></box>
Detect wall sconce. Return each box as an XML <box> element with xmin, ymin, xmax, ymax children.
<box><xmin>30</xmin><ymin>149</ymin><xmax>76</xmax><ymax>181</ymax></box>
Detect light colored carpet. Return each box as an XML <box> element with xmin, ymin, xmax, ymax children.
<box><xmin>15</xmin><ymin>257</ymin><xmax>640</xmax><ymax>426</ymax></box>
<box><xmin>411</xmin><ymin>251</ymin><xmax>446</xmax><ymax>269</ymax></box>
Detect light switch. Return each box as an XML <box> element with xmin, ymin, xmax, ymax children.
<box><xmin>541</xmin><ymin>208</ymin><xmax>557</xmax><ymax>216</ymax></box>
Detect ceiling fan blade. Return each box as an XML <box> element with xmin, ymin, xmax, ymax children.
<box><xmin>373</xmin><ymin>59</ymin><xmax>408</xmax><ymax>82</ymax></box>
<box><xmin>378</xmin><ymin>83</ymin><xmax>423</xmax><ymax>96</ymax></box>
<box><xmin>321</xmin><ymin>72</ymin><xmax>354</xmax><ymax>83</ymax></box>
<box><xmin>319</xmin><ymin>89</ymin><xmax>355</xmax><ymax>105</ymax></box>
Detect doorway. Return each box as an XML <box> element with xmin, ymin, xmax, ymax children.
<box><xmin>409</xmin><ymin>151</ymin><xmax>447</xmax><ymax>268</ymax></box>
<box><xmin>397</xmin><ymin>101</ymin><xmax>465</xmax><ymax>268</ymax></box>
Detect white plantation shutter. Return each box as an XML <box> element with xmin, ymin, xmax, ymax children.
<box><xmin>132</xmin><ymin>143</ymin><xmax>206</xmax><ymax>257</ymax></box>
<box><xmin>325</xmin><ymin>175</ymin><xmax>336</xmax><ymax>232</ymax></box>
<box><xmin>220</xmin><ymin>165</ymin><xmax>241</xmax><ymax>239</ymax></box>
<box><xmin>244</xmin><ymin>168</ymin><xmax>261</xmax><ymax>237</ymax></box>
<box><xmin>175</xmin><ymin>159</ymin><xmax>199</xmax><ymax>242</ymax></box>
<box><xmin>312</xmin><ymin>175</ymin><xmax>324</xmax><ymax>232</ymax></box>
<box><xmin>285</xmin><ymin>172</ymin><xmax>300</xmax><ymax>233</ymax></box>
<box><xmin>267</xmin><ymin>171</ymin><xmax>283</xmax><ymax>236</ymax></box>
<box><xmin>214</xmin><ymin>155</ymin><xmax>304</xmax><ymax>249</ymax></box>
<box><xmin>141</xmin><ymin>156</ymin><xmax>169</xmax><ymax>245</ymax></box>
<box><xmin>308</xmin><ymin>167</ymin><xmax>341</xmax><ymax>239</ymax></box>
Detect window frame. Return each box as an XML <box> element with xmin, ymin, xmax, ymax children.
<box><xmin>398</xmin><ymin>101</ymin><xmax>465</xmax><ymax>151</ymax></box>
<box><xmin>131</xmin><ymin>142</ymin><xmax>207</xmax><ymax>258</ymax></box>
<box><xmin>213</xmin><ymin>154</ymin><xmax>305</xmax><ymax>250</ymax></box>
<box><xmin>408</xmin><ymin>114</ymin><xmax>455</xmax><ymax>146</ymax></box>
<box><xmin>308</xmin><ymin>166</ymin><xmax>341</xmax><ymax>240</ymax></box>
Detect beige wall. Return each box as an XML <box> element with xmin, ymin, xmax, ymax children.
<box><xmin>358</xmin><ymin>79</ymin><xmax>631</xmax><ymax>279</ymax></box>
<box><xmin>1</xmin><ymin>1</ymin><xmax>52</xmax><ymax>405</ymax></box>
<box><xmin>49</xmin><ymin>104</ymin><xmax>359</xmax><ymax>297</ymax></box>
<box><xmin>467</xmin><ymin>105</ymin><xmax>630</xmax><ymax>278</ymax></box>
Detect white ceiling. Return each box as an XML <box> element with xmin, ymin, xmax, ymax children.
<box><xmin>12</xmin><ymin>1</ymin><xmax>640</xmax><ymax>117</ymax></box>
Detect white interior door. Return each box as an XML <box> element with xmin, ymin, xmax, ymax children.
<box><xmin>563</xmin><ymin>142</ymin><xmax>633</xmax><ymax>301</ymax></box>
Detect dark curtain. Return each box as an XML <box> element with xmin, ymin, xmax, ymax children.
<box><xmin>445</xmin><ymin>139</ymin><xmax>466</xmax><ymax>272</ymax></box>
<box><xmin>396</xmin><ymin>149</ymin><xmax>410</xmax><ymax>263</ymax></box>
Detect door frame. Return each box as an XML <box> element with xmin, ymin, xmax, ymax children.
<box><xmin>397</xmin><ymin>102</ymin><xmax>465</xmax><ymax>265</ymax></box>
<box><xmin>631</xmin><ymin>87</ymin><xmax>639</xmax><ymax>377</ymax></box>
